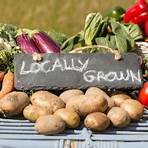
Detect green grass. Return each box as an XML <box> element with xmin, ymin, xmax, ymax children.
<box><xmin>0</xmin><ymin>0</ymin><xmax>136</xmax><ymax>35</ymax></box>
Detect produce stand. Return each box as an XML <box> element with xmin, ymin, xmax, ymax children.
<box><xmin>0</xmin><ymin>109</ymin><xmax>148</xmax><ymax>148</ymax></box>
<box><xmin>0</xmin><ymin>1</ymin><xmax>148</xmax><ymax>147</ymax></box>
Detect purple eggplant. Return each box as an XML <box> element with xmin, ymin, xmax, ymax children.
<box><xmin>32</xmin><ymin>31</ymin><xmax>60</xmax><ymax>53</ymax></box>
<box><xmin>16</xmin><ymin>33</ymin><xmax>39</xmax><ymax>54</ymax></box>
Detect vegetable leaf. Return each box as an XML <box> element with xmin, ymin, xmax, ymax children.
<box><xmin>84</xmin><ymin>13</ymin><xmax>103</xmax><ymax>45</ymax></box>
<box><xmin>48</xmin><ymin>30</ymin><xmax>67</xmax><ymax>47</ymax></box>
<box><xmin>123</xmin><ymin>24</ymin><xmax>143</xmax><ymax>41</ymax></box>
<box><xmin>61</xmin><ymin>32</ymin><xmax>83</xmax><ymax>53</ymax></box>
<box><xmin>115</xmin><ymin>35</ymin><xmax>128</xmax><ymax>53</ymax></box>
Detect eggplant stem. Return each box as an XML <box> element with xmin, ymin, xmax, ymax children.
<box><xmin>32</xmin><ymin>53</ymin><xmax>42</xmax><ymax>62</ymax></box>
<box><xmin>70</xmin><ymin>45</ymin><xmax>121</xmax><ymax>60</ymax></box>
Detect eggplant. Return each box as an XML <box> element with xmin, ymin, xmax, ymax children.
<box><xmin>16</xmin><ymin>33</ymin><xmax>39</xmax><ymax>54</ymax></box>
<box><xmin>32</xmin><ymin>31</ymin><xmax>60</xmax><ymax>53</ymax></box>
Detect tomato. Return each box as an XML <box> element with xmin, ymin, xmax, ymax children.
<box><xmin>138</xmin><ymin>82</ymin><xmax>148</xmax><ymax>106</ymax></box>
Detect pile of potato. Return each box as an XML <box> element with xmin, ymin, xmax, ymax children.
<box><xmin>0</xmin><ymin>87</ymin><xmax>144</xmax><ymax>135</ymax></box>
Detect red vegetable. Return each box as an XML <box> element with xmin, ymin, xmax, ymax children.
<box><xmin>123</xmin><ymin>0</ymin><xmax>148</xmax><ymax>23</ymax></box>
<box><xmin>145</xmin><ymin>20</ymin><xmax>148</xmax><ymax>36</ymax></box>
<box><xmin>131</xmin><ymin>12</ymin><xmax>148</xmax><ymax>28</ymax></box>
<box><xmin>16</xmin><ymin>33</ymin><xmax>39</xmax><ymax>54</ymax></box>
<box><xmin>138</xmin><ymin>82</ymin><xmax>148</xmax><ymax>106</ymax></box>
<box><xmin>32</xmin><ymin>32</ymin><xmax>60</xmax><ymax>53</ymax></box>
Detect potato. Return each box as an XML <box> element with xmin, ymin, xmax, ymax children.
<box><xmin>107</xmin><ymin>107</ymin><xmax>131</xmax><ymax>128</ymax></box>
<box><xmin>23</xmin><ymin>105</ymin><xmax>50</xmax><ymax>122</ymax></box>
<box><xmin>31</xmin><ymin>91</ymin><xmax>65</xmax><ymax>114</ymax></box>
<box><xmin>54</xmin><ymin>108</ymin><xmax>80</xmax><ymax>128</ymax></box>
<box><xmin>66</xmin><ymin>95</ymin><xmax>108</xmax><ymax>118</ymax></box>
<box><xmin>59</xmin><ymin>89</ymin><xmax>84</xmax><ymax>103</ymax></box>
<box><xmin>35</xmin><ymin>115</ymin><xmax>66</xmax><ymax>135</ymax></box>
<box><xmin>85</xmin><ymin>87</ymin><xmax>115</xmax><ymax>109</ymax></box>
<box><xmin>84</xmin><ymin>112</ymin><xmax>110</xmax><ymax>131</ymax></box>
<box><xmin>120</xmin><ymin>99</ymin><xmax>144</xmax><ymax>121</ymax></box>
<box><xmin>111</xmin><ymin>94</ymin><xmax>131</xmax><ymax>107</ymax></box>
<box><xmin>0</xmin><ymin>91</ymin><xmax>30</xmax><ymax>116</ymax></box>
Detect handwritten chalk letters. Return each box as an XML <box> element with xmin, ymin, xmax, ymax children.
<box><xmin>14</xmin><ymin>53</ymin><xmax>143</xmax><ymax>90</ymax></box>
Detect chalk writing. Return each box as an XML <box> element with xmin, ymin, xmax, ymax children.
<box><xmin>83</xmin><ymin>69</ymin><xmax>141</xmax><ymax>83</ymax></box>
<box><xmin>20</xmin><ymin>58</ymin><xmax>89</xmax><ymax>75</ymax></box>
<box><xmin>14</xmin><ymin>53</ymin><xmax>143</xmax><ymax>90</ymax></box>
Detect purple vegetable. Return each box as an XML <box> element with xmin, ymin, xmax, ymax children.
<box><xmin>32</xmin><ymin>31</ymin><xmax>60</xmax><ymax>53</ymax></box>
<box><xmin>16</xmin><ymin>33</ymin><xmax>39</xmax><ymax>54</ymax></box>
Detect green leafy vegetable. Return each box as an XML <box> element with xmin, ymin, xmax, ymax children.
<box><xmin>83</xmin><ymin>13</ymin><xmax>103</xmax><ymax>45</ymax></box>
<box><xmin>48</xmin><ymin>30</ymin><xmax>67</xmax><ymax>47</ymax></box>
<box><xmin>61</xmin><ymin>13</ymin><xmax>144</xmax><ymax>53</ymax></box>
<box><xmin>0</xmin><ymin>48</ymin><xmax>20</xmax><ymax>72</ymax></box>
<box><xmin>0</xmin><ymin>24</ymin><xmax>20</xmax><ymax>72</ymax></box>
<box><xmin>61</xmin><ymin>32</ymin><xmax>83</xmax><ymax>53</ymax></box>
<box><xmin>123</xmin><ymin>24</ymin><xmax>143</xmax><ymax>41</ymax></box>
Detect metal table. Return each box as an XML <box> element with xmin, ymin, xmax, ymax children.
<box><xmin>0</xmin><ymin>110</ymin><xmax>148</xmax><ymax>148</ymax></box>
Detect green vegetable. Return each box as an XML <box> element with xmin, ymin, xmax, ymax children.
<box><xmin>61</xmin><ymin>32</ymin><xmax>84</xmax><ymax>53</ymax></box>
<box><xmin>48</xmin><ymin>30</ymin><xmax>67</xmax><ymax>47</ymax></box>
<box><xmin>0</xmin><ymin>23</ymin><xmax>17</xmax><ymax>48</ymax></box>
<box><xmin>123</xmin><ymin>24</ymin><xmax>143</xmax><ymax>41</ymax></box>
<box><xmin>107</xmin><ymin>6</ymin><xmax>125</xmax><ymax>21</ymax></box>
<box><xmin>0</xmin><ymin>49</ymin><xmax>20</xmax><ymax>72</ymax></box>
<box><xmin>0</xmin><ymin>24</ymin><xmax>20</xmax><ymax>72</ymax></box>
<box><xmin>62</xmin><ymin>13</ymin><xmax>143</xmax><ymax>53</ymax></box>
<box><xmin>83</xmin><ymin>13</ymin><xmax>103</xmax><ymax>45</ymax></box>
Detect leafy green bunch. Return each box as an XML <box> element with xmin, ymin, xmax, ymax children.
<box><xmin>0</xmin><ymin>24</ymin><xmax>20</xmax><ymax>72</ymax></box>
<box><xmin>62</xmin><ymin>13</ymin><xmax>143</xmax><ymax>53</ymax></box>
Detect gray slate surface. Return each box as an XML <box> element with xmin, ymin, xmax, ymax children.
<box><xmin>14</xmin><ymin>53</ymin><xmax>143</xmax><ymax>90</ymax></box>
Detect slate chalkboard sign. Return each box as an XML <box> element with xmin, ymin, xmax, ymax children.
<box><xmin>14</xmin><ymin>53</ymin><xmax>143</xmax><ymax>90</ymax></box>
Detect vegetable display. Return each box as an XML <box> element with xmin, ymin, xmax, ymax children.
<box><xmin>0</xmin><ymin>7</ymin><xmax>147</xmax><ymax>137</ymax></box>
<box><xmin>0</xmin><ymin>87</ymin><xmax>144</xmax><ymax>135</ymax></box>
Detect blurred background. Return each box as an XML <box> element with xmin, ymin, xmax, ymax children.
<box><xmin>0</xmin><ymin>0</ymin><xmax>135</xmax><ymax>35</ymax></box>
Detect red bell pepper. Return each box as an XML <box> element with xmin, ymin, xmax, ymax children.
<box><xmin>123</xmin><ymin>0</ymin><xmax>148</xmax><ymax>23</ymax></box>
<box><xmin>145</xmin><ymin>20</ymin><xmax>148</xmax><ymax>36</ymax></box>
<box><xmin>130</xmin><ymin>12</ymin><xmax>148</xmax><ymax>28</ymax></box>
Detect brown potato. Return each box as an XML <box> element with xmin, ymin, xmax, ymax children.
<box><xmin>66</xmin><ymin>95</ymin><xmax>108</xmax><ymax>118</ymax></box>
<box><xmin>31</xmin><ymin>91</ymin><xmax>65</xmax><ymax>114</ymax></box>
<box><xmin>0</xmin><ymin>91</ymin><xmax>30</xmax><ymax>116</ymax></box>
<box><xmin>111</xmin><ymin>94</ymin><xmax>131</xmax><ymax>107</ymax></box>
<box><xmin>85</xmin><ymin>87</ymin><xmax>115</xmax><ymax>109</ymax></box>
<box><xmin>54</xmin><ymin>108</ymin><xmax>80</xmax><ymax>128</ymax></box>
<box><xmin>84</xmin><ymin>112</ymin><xmax>110</xmax><ymax>131</ymax></box>
<box><xmin>59</xmin><ymin>89</ymin><xmax>84</xmax><ymax>103</ymax></box>
<box><xmin>35</xmin><ymin>115</ymin><xmax>66</xmax><ymax>135</ymax></box>
<box><xmin>120</xmin><ymin>99</ymin><xmax>144</xmax><ymax>121</ymax></box>
<box><xmin>107</xmin><ymin>107</ymin><xmax>131</xmax><ymax>128</ymax></box>
<box><xmin>23</xmin><ymin>105</ymin><xmax>50</xmax><ymax>122</ymax></box>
